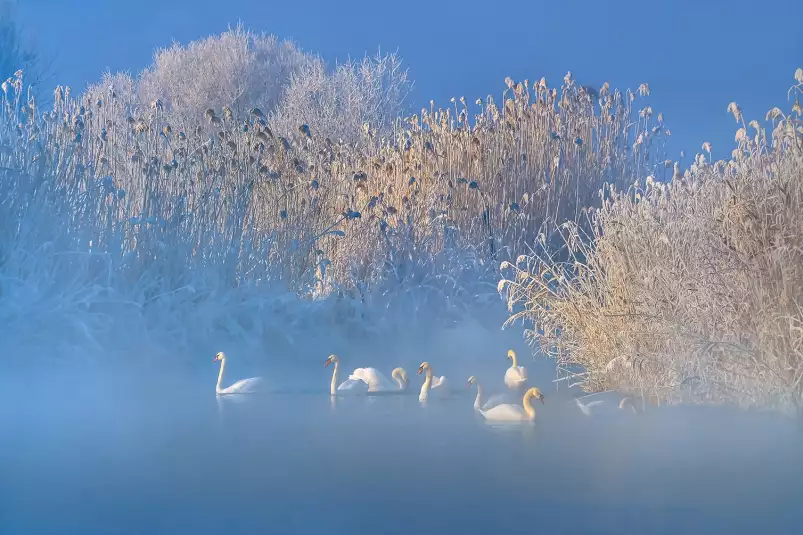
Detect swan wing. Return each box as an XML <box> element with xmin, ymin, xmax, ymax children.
<box><xmin>348</xmin><ymin>368</ymin><xmax>394</xmax><ymax>391</ymax></box>
<box><xmin>337</xmin><ymin>378</ymin><xmax>369</xmax><ymax>391</ymax></box>
<box><xmin>504</xmin><ymin>367</ymin><xmax>528</xmax><ymax>389</ymax></box>
<box><xmin>431</xmin><ymin>375</ymin><xmax>447</xmax><ymax>389</ymax></box>
<box><xmin>481</xmin><ymin>392</ymin><xmax>514</xmax><ymax>410</ymax></box>
<box><xmin>575</xmin><ymin>398</ymin><xmax>604</xmax><ymax>415</ymax></box>
<box><xmin>220</xmin><ymin>376</ymin><xmax>264</xmax><ymax>394</ymax></box>
<box><xmin>480</xmin><ymin>403</ymin><xmax>527</xmax><ymax>421</ymax></box>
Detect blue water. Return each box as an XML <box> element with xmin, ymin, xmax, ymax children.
<box><xmin>1</xmin><ymin>377</ymin><xmax>802</xmax><ymax>535</ymax></box>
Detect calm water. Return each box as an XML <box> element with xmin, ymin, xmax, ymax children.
<box><xmin>1</xmin><ymin>376</ymin><xmax>802</xmax><ymax>535</ymax></box>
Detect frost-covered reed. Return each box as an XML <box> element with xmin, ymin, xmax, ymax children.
<box><xmin>0</xmin><ymin>34</ymin><xmax>666</xmax><ymax>365</ymax></box>
<box><xmin>500</xmin><ymin>69</ymin><xmax>803</xmax><ymax>416</ymax></box>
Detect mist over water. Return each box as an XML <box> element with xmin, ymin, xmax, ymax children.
<box><xmin>2</xmin><ymin>327</ymin><xmax>802</xmax><ymax>535</ymax></box>
<box><xmin>3</xmin><ymin>3</ymin><xmax>802</xmax><ymax>532</ymax></box>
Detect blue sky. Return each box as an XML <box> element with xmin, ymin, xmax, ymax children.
<box><xmin>18</xmin><ymin>0</ymin><xmax>803</xmax><ymax>164</ymax></box>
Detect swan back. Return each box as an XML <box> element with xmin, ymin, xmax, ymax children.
<box><xmin>504</xmin><ymin>363</ymin><xmax>528</xmax><ymax>389</ymax></box>
<box><xmin>479</xmin><ymin>403</ymin><xmax>528</xmax><ymax>421</ymax></box>
<box><xmin>348</xmin><ymin>367</ymin><xmax>396</xmax><ymax>391</ymax></box>
<box><xmin>218</xmin><ymin>376</ymin><xmax>264</xmax><ymax>395</ymax></box>
<box><xmin>481</xmin><ymin>392</ymin><xmax>512</xmax><ymax>411</ymax></box>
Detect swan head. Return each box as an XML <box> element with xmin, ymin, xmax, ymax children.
<box><xmin>526</xmin><ymin>387</ymin><xmax>545</xmax><ymax>404</ymax></box>
<box><xmin>324</xmin><ymin>354</ymin><xmax>339</xmax><ymax>367</ymax></box>
<box><xmin>213</xmin><ymin>352</ymin><xmax>226</xmax><ymax>363</ymax></box>
<box><xmin>467</xmin><ymin>375</ymin><xmax>477</xmax><ymax>388</ymax></box>
<box><xmin>417</xmin><ymin>362</ymin><xmax>430</xmax><ymax>375</ymax></box>
<box><xmin>507</xmin><ymin>349</ymin><xmax>516</xmax><ymax>360</ymax></box>
<box><xmin>392</xmin><ymin>367</ymin><xmax>409</xmax><ymax>386</ymax></box>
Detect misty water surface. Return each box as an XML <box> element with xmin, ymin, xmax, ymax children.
<box><xmin>1</xmin><ymin>370</ymin><xmax>802</xmax><ymax>535</ymax></box>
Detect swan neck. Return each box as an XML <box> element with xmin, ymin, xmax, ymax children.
<box><xmin>393</xmin><ymin>372</ymin><xmax>405</xmax><ymax>390</ymax></box>
<box><xmin>330</xmin><ymin>360</ymin><xmax>339</xmax><ymax>395</ymax></box>
<box><xmin>510</xmin><ymin>353</ymin><xmax>518</xmax><ymax>368</ymax></box>
<box><xmin>423</xmin><ymin>368</ymin><xmax>433</xmax><ymax>389</ymax></box>
<box><xmin>216</xmin><ymin>358</ymin><xmax>226</xmax><ymax>392</ymax></box>
<box><xmin>523</xmin><ymin>391</ymin><xmax>536</xmax><ymax>419</ymax></box>
<box><xmin>419</xmin><ymin>368</ymin><xmax>433</xmax><ymax>400</ymax></box>
<box><xmin>474</xmin><ymin>383</ymin><xmax>483</xmax><ymax>410</ymax></box>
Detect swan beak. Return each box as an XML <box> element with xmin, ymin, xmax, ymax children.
<box><xmin>466</xmin><ymin>382</ymin><xmax>471</xmax><ymax>388</ymax></box>
<box><xmin>540</xmin><ymin>395</ymin><xmax>545</xmax><ymax>404</ymax></box>
<box><xmin>417</xmin><ymin>368</ymin><xmax>423</xmax><ymax>375</ymax></box>
<box><xmin>324</xmin><ymin>360</ymin><xmax>331</xmax><ymax>367</ymax></box>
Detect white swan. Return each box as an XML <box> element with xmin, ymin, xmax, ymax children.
<box><xmin>619</xmin><ymin>396</ymin><xmax>639</xmax><ymax>413</ymax></box>
<box><xmin>213</xmin><ymin>352</ymin><xmax>264</xmax><ymax>395</ymax></box>
<box><xmin>325</xmin><ymin>354</ymin><xmax>369</xmax><ymax>395</ymax></box>
<box><xmin>417</xmin><ymin>361</ymin><xmax>448</xmax><ymax>401</ymax></box>
<box><xmin>573</xmin><ymin>395</ymin><xmax>640</xmax><ymax>416</ymax></box>
<box><xmin>478</xmin><ymin>386</ymin><xmax>545</xmax><ymax>421</ymax></box>
<box><xmin>504</xmin><ymin>349</ymin><xmax>529</xmax><ymax>390</ymax></box>
<box><xmin>575</xmin><ymin>397</ymin><xmax>604</xmax><ymax>416</ymax></box>
<box><xmin>467</xmin><ymin>376</ymin><xmax>510</xmax><ymax>411</ymax></box>
<box><xmin>347</xmin><ymin>367</ymin><xmax>409</xmax><ymax>392</ymax></box>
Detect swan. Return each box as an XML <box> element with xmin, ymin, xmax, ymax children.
<box><xmin>478</xmin><ymin>387</ymin><xmax>545</xmax><ymax>421</ymax></box>
<box><xmin>213</xmin><ymin>352</ymin><xmax>264</xmax><ymax>395</ymax></box>
<box><xmin>573</xmin><ymin>395</ymin><xmax>640</xmax><ymax>416</ymax></box>
<box><xmin>417</xmin><ymin>361</ymin><xmax>448</xmax><ymax>401</ymax></box>
<box><xmin>325</xmin><ymin>354</ymin><xmax>369</xmax><ymax>395</ymax></box>
<box><xmin>619</xmin><ymin>396</ymin><xmax>639</xmax><ymax>413</ymax></box>
<box><xmin>347</xmin><ymin>367</ymin><xmax>410</xmax><ymax>392</ymax></box>
<box><xmin>504</xmin><ymin>349</ymin><xmax>529</xmax><ymax>390</ymax></box>
<box><xmin>467</xmin><ymin>376</ymin><xmax>510</xmax><ymax>411</ymax></box>
<box><xmin>575</xmin><ymin>397</ymin><xmax>604</xmax><ymax>416</ymax></box>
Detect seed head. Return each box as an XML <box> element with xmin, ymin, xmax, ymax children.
<box><xmin>727</xmin><ymin>102</ymin><xmax>742</xmax><ymax>123</ymax></box>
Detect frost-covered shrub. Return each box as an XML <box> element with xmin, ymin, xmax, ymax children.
<box><xmin>82</xmin><ymin>26</ymin><xmax>410</xmax><ymax>145</ymax></box>
<box><xmin>137</xmin><ymin>26</ymin><xmax>313</xmax><ymax>128</ymax></box>
<box><xmin>270</xmin><ymin>52</ymin><xmax>411</xmax><ymax>144</ymax></box>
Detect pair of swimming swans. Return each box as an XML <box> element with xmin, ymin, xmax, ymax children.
<box><xmin>324</xmin><ymin>354</ymin><xmax>409</xmax><ymax>395</ymax></box>
<box><xmin>324</xmin><ymin>354</ymin><xmax>448</xmax><ymax>400</ymax></box>
<box><xmin>467</xmin><ymin>375</ymin><xmax>545</xmax><ymax>421</ymax></box>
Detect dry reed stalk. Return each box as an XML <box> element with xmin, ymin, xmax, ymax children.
<box><xmin>500</xmin><ymin>69</ymin><xmax>803</xmax><ymax>416</ymax></box>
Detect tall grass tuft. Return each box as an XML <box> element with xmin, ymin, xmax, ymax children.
<box><xmin>500</xmin><ymin>69</ymin><xmax>803</xmax><ymax>415</ymax></box>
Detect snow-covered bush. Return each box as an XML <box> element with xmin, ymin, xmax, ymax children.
<box><xmin>82</xmin><ymin>26</ymin><xmax>410</xmax><ymax>145</ymax></box>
